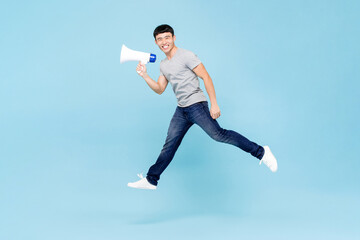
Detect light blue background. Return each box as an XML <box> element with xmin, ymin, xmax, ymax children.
<box><xmin>1</xmin><ymin>0</ymin><xmax>359</xmax><ymax>239</ymax></box>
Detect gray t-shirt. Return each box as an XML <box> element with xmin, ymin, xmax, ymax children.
<box><xmin>160</xmin><ymin>48</ymin><xmax>207</xmax><ymax>107</ymax></box>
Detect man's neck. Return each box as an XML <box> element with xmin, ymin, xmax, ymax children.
<box><xmin>165</xmin><ymin>46</ymin><xmax>178</xmax><ymax>60</ymax></box>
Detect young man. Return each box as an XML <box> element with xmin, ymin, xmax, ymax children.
<box><xmin>128</xmin><ymin>24</ymin><xmax>278</xmax><ymax>190</ymax></box>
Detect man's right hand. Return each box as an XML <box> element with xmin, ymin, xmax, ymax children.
<box><xmin>136</xmin><ymin>62</ymin><xmax>147</xmax><ymax>77</ymax></box>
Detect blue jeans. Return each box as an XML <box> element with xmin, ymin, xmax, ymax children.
<box><xmin>146</xmin><ymin>101</ymin><xmax>264</xmax><ymax>186</ymax></box>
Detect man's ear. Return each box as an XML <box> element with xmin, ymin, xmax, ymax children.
<box><xmin>173</xmin><ymin>35</ymin><xmax>176</xmax><ymax>41</ymax></box>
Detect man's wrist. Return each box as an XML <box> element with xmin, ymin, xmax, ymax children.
<box><xmin>142</xmin><ymin>73</ymin><xmax>150</xmax><ymax>79</ymax></box>
<box><xmin>210</xmin><ymin>100</ymin><xmax>218</xmax><ymax>106</ymax></box>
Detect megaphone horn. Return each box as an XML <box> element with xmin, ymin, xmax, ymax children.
<box><xmin>120</xmin><ymin>44</ymin><xmax>156</xmax><ymax>64</ymax></box>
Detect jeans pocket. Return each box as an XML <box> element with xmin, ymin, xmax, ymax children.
<box><xmin>201</xmin><ymin>101</ymin><xmax>209</xmax><ymax>108</ymax></box>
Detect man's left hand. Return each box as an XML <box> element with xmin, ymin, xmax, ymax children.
<box><xmin>210</xmin><ymin>104</ymin><xmax>221</xmax><ymax>119</ymax></box>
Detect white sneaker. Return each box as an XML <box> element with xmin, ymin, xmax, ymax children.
<box><xmin>127</xmin><ymin>173</ymin><xmax>157</xmax><ymax>190</ymax></box>
<box><xmin>259</xmin><ymin>146</ymin><xmax>278</xmax><ymax>172</ymax></box>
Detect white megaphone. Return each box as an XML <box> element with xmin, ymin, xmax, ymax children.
<box><xmin>120</xmin><ymin>44</ymin><xmax>156</xmax><ymax>65</ymax></box>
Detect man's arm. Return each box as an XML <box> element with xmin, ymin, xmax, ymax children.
<box><xmin>137</xmin><ymin>62</ymin><xmax>168</xmax><ymax>95</ymax></box>
<box><xmin>193</xmin><ymin>63</ymin><xmax>221</xmax><ymax>119</ymax></box>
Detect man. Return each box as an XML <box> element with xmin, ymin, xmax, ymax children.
<box><xmin>128</xmin><ymin>24</ymin><xmax>278</xmax><ymax>190</ymax></box>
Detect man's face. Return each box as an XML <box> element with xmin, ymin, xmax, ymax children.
<box><xmin>155</xmin><ymin>32</ymin><xmax>176</xmax><ymax>54</ymax></box>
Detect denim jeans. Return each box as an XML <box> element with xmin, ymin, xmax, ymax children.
<box><xmin>146</xmin><ymin>101</ymin><xmax>264</xmax><ymax>186</ymax></box>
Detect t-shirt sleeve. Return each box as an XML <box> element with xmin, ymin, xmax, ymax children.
<box><xmin>184</xmin><ymin>51</ymin><xmax>201</xmax><ymax>70</ymax></box>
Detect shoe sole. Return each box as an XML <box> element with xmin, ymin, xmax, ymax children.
<box><xmin>127</xmin><ymin>183</ymin><xmax>156</xmax><ymax>190</ymax></box>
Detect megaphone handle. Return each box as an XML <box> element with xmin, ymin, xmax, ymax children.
<box><xmin>137</xmin><ymin>60</ymin><xmax>147</xmax><ymax>73</ymax></box>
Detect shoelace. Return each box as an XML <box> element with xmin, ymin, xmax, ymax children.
<box><xmin>137</xmin><ymin>173</ymin><xmax>144</xmax><ymax>179</ymax></box>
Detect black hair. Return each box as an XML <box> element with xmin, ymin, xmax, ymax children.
<box><xmin>153</xmin><ymin>24</ymin><xmax>174</xmax><ymax>39</ymax></box>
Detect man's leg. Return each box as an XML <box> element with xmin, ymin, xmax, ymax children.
<box><xmin>146</xmin><ymin>107</ymin><xmax>193</xmax><ymax>186</ymax></box>
<box><xmin>188</xmin><ymin>101</ymin><xmax>264</xmax><ymax>159</ymax></box>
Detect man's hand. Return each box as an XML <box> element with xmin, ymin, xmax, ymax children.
<box><xmin>210</xmin><ymin>104</ymin><xmax>221</xmax><ymax>119</ymax></box>
<box><xmin>136</xmin><ymin>62</ymin><xmax>147</xmax><ymax>77</ymax></box>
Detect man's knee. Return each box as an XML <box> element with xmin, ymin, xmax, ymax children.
<box><xmin>210</xmin><ymin>128</ymin><xmax>227</xmax><ymax>142</ymax></box>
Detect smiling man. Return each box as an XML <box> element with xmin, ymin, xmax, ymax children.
<box><xmin>127</xmin><ymin>24</ymin><xmax>278</xmax><ymax>190</ymax></box>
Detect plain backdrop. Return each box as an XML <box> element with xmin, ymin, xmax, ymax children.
<box><xmin>1</xmin><ymin>0</ymin><xmax>359</xmax><ymax>239</ymax></box>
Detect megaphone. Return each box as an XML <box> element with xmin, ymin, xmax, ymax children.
<box><xmin>120</xmin><ymin>44</ymin><xmax>156</xmax><ymax>64</ymax></box>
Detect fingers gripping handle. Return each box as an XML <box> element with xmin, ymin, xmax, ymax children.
<box><xmin>137</xmin><ymin>61</ymin><xmax>146</xmax><ymax>74</ymax></box>
<box><xmin>136</xmin><ymin>54</ymin><xmax>156</xmax><ymax>73</ymax></box>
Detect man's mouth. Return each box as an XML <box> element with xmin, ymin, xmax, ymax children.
<box><xmin>162</xmin><ymin>45</ymin><xmax>169</xmax><ymax>50</ymax></box>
